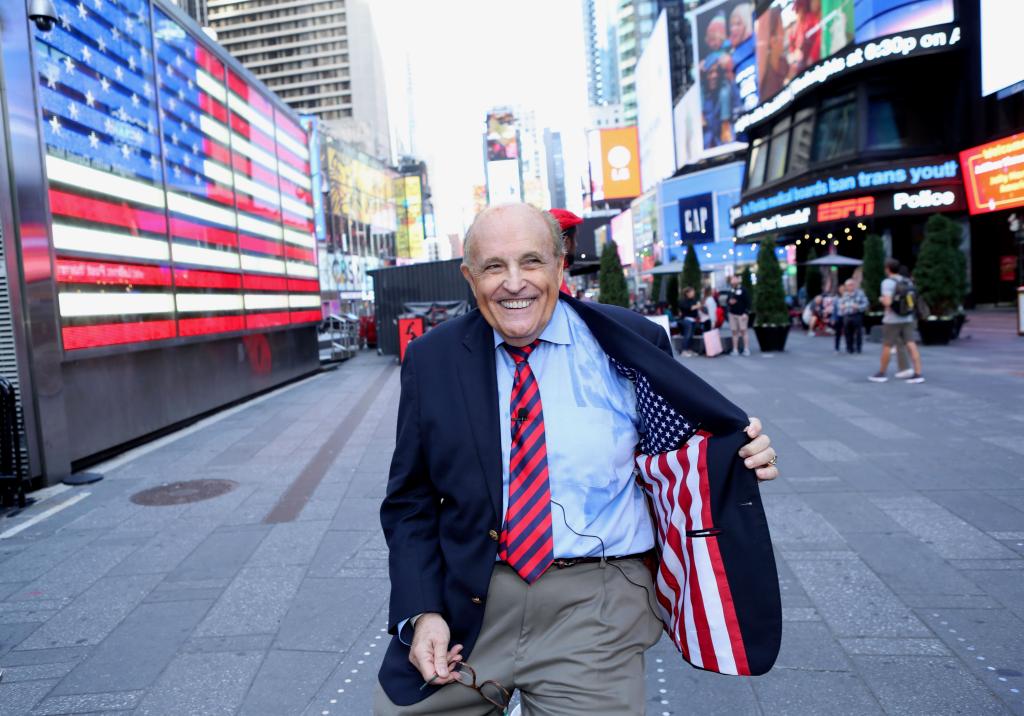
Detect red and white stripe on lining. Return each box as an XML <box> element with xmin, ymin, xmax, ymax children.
<box><xmin>636</xmin><ymin>431</ymin><xmax>750</xmax><ymax>675</ymax></box>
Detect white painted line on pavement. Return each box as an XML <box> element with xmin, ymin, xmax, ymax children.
<box><xmin>29</xmin><ymin>483</ymin><xmax>72</xmax><ymax>503</ymax></box>
<box><xmin>90</xmin><ymin>370</ymin><xmax>328</xmax><ymax>475</ymax></box>
<box><xmin>0</xmin><ymin>492</ymin><xmax>91</xmax><ymax>540</ymax></box>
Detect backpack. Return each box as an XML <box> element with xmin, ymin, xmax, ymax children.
<box><xmin>715</xmin><ymin>306</ymin><xmax>725</xmax><ymax>328</ymax></box>
<box><xmin>891</xmin><ymin>278</ymin><xmax>917</xmax><ymax>317</ymax></box>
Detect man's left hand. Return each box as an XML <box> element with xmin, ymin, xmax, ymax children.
<box><xmin>739</xmin><ymin>417</ymin><xmax>777</xmax><ymax>481</ymax></box>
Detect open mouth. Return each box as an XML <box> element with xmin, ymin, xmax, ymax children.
<box><xmin>498</xmin><ymin>298</ymin><xmax>536</xmax><ymax>310</ymax></box>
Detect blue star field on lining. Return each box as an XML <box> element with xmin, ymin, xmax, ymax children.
<box><xmin>609</xmin><ymin>357</ymin><xmax>697</xmax><ymax>454</ymax></box>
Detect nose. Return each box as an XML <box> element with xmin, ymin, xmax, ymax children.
<box><xmin>503</xmin><ymin>265</ymin><xmax>526</xmax><ymax>293</ymax></box>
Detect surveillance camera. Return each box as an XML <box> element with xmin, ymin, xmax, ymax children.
<box><xmin>29</xmin><ymin>0</ymin><xmax>59</xmax><ymax>32</ymax></box>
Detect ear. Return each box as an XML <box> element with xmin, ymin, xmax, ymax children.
<box><xmin>460</xmin><ymin>263</ymin><xmax>475</xmax><ymax>290</ymax></box>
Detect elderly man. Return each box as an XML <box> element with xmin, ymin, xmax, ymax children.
<box><xmin>376</xmin><ymin>204</ymin><xmax>780</xmax><ymax>715</ymax></box>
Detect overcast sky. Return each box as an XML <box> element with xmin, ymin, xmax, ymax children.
<box><xmin>370</xmin><ymin>0</ymin><xmax>593</xmax><ymax>238</ymax></box>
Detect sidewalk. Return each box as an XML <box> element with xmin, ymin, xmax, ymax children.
<box><xmin>0</xmin><ymin>311</ymin><xmax>1021</xmax><ymax>715</ymax></box>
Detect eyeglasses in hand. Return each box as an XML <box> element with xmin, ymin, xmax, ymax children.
<box><xmin>453</xmin><ymin>662</ymin><xmax>511</xmax><ymax>714</ymax></box>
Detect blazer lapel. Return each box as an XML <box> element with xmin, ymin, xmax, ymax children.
<box><xmin>457</xmin><ymin>312</ymin><xmax>504</xmax><ymax>521</ymax></box>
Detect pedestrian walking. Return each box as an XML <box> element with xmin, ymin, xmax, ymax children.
<box><xmin>376</xmin><ymin>203</ymin><xmax>781</xmax><ymax>715</ymax></box>
<box><xmin>726</xmin><ymin>274</ymin><xmax>751</xmax><ymax>355</ymax></box>
<box><xmin>831</xmin><ymin>284</ymin><xmax>846</xmax><ymax>353</ymax></box>
<box><xmin>869</xmin><ymin>258</ymin><xmax>924</xmax><ymax>383</ymax></box>
<box><xmin>839</xmin><ymin>278</ymin><xmax>868</xmax><ymax>354</ymax></box>
<box><xmin>679</xmin><ymin>286</ymin><xmax>700</xmax><ymax>356</ymax></box>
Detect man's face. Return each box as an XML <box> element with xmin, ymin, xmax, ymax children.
<box><xmin>461</xmin><ymin>206</ymin><xmax>563</xmax><ymax>347</ymax></box>
<box><xmin>731</xmin><ymin>276</ymin><xmax>741</xmax><ymax>288</ymax></box>
<box><xmin>706</xmin><ymin>19</ymin><xmax>725</xmax><ymax>50</ymax></box>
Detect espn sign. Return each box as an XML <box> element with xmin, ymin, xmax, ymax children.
<box><xmin>817</xmin><ymin>196</ymin><xmax>875</xmax><ymax>222</ymax></box>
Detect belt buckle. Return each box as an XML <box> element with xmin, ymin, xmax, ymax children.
<box><xmin>552</xmin><ymin>558</ymin><xmax>576</xmax><ymax>569</ymax></box>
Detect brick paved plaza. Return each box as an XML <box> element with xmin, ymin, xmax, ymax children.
<box><xmin>0</xmin><ymin>310</ymin><xmax>1021</xmax><ymax>715</ymax></box>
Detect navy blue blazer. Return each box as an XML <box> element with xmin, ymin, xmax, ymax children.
<box><xmin>379</xmin><ymin>295</ymin><xmax>781</xmax><ymax>706</ymax></box>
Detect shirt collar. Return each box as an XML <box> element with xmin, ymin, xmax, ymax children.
<box><xmin>492</xmin><ymin>299</ymin><xmax>572</xmax><ymax>349</ymax></box>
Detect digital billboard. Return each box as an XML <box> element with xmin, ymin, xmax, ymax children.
<box><xmin>325</xmin><ymin>137</ymin><xmax>397</xmax><ymax>231</ymax></box>
<box><xmin>960</xmin><ymin>133</ymin><xmax>1024</xmax><ymax>215</ymax></box>
<box><xmin>980</xmin><ymin>0</ymin><xmax>1024</xmax><ymax>97</ymax></box>
<box><xmin>394</xmin><ymin>175</ymin><xmax>426</xmax><ymax>260</ymax></box>
<box><xmin>486</xmin><ymin>111</ymin><xmax>519</xmax><ymax>161</ymax></box>
<box><xmin>610</xmin><ymin>209</ymin><xmax>634</xmax><ymax>266</ymax></box>
<box><xmin>588</xmin><ymin>127</ymin><xmax>642</xmax><ymax>201</ymax></box>
<box><xmin>636</xmin><ymin>11</ymin><xmax>675</xmax><ymax>191</ymax></box>
<box><xmin>690</xmin><ymin>0</ymin><xmax>756</xmax><ymax>158</ymax></box>
<box><xmin>852</xmin><ymin>0</ymin><xmax>954</xmax><ymax>43</ymax></box>
<box><xmin>34</xmin><ymin>0</ymin><xmax>319</xmax><ymax>351</ymax></box>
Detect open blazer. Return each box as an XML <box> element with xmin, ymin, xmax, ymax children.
<box><xmin>379</xmin><ymin>294</ymin><xmax>781</xmax><ymax>706</ymax></box>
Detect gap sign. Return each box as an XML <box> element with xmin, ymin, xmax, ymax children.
<box><xmin>677</xmin><ymin>193</ymin><xmax>716</xmax><ymax>244</ymax></box>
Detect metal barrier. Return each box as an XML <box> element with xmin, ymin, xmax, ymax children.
<box><xmin>0</xmin><ymin>377</ymin><xmax>25</xmax><ymax>507</ymax></box>
<box><xmin>318</xmin><ymin>314</ymin><xmax>362</xmax><ymax>362</ymax></box>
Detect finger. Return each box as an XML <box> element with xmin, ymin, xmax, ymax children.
<box><xmin>755</xmin><ymin>466</ymin><xmax>779</xmax><ymax>481</ymax></box>
<box><xmin>433</xmin><ymin>639</ymin><xmax>450</xmax><ymax>679</ymax></box>
<box><xmin>410</xmin><ymin>646</ymin><xmax>436</xmax><ymax>682</ymax></box>
<box><xmin>745</xmin><ymin>417</ymin><xmax>762</xmax><ymax>438</ymax></box>
<box><xmin>740</xmin><ymin>435</ymin><xmax>770</xmax><ymax>460</ymax></box>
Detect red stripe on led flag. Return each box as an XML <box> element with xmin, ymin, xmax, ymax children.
<box><xmin>48</xmin><ymin>189</ymin><xmax>167</xmax><ymax>234</ymax></box>
<box><xmin>230</xmin><ymin>114</ymin><xmax>275</xmax><ymax>152</ymax></box>
<box><xmin>290</xmin><ymin>309</ymin><xmax>322</xmax><ymax>324</ymax></box>
<box><xmin>287</xmin><ymin>278</ymin><xmax>319</xmax><ymax>293</ymax></box>
<box><xmin>235</xmin><ymin>195</ymin><xmax>282</xmax><ymax>221</ymax></box>
<box><xmin>239</xmin><ymin>234</ymin><xmax>284</xmax><ymax>257</ymax></box>
<box><xmin>275</xmin><ymin>112</ymin><xmax>306</xmax><ymax>143</ymax></box>
<box><xmin>284</xmin><ymin>245</ymin><xmax>315</xmax><ymax>263</ymax></box>
<box><xmin>56</xmin><ymin>259</ymin><xmax>172</xmax><ymax>287</ymax></box>
<box><xmin>276</xmin><ymin>146</ymin><xmax>308</xmax><ymax>173</ymax></box>
<box><xmin>199</xmin><ymin>93</ymin><xmax>228</xmax><ymax>124</ymax></box>
<box><xmin>170</xmin><ymin>218</ymin><xmax>238</xmax><ymax>248</ymax></box>
<box><xmin>206</xmin><ymin>183</ymin><xmax>235</xmax><ymax>207</ymax></box>
<box><xmin>178</xmin><ymin>315</ymin><xmax>246</xmax><ymax>336</ymax></box>
<box><xmin>173</xmin><ymin>268</ymin><xmax>242</xmax><ymax>289</ymax></box>
<box><xmin>243</xmin><ymin>274</ymin><xmax>288</xmax><ymax>291</ymax></box>
<box><xmin>245</xmin><ymin>311</ymin><xmax>290</xmax><ymax>329</ymax></box>
<box><xmin>62</xmin><ymin>320</ymin><xmax>177</xmax><ymax>350</ymax></box>
<box><xmin>204</xmin><ymin>139</ymin><xmax>230</xmax><ymax>166</ymax></box>
<box><xmin>232</xmin><ymin>155</ymin><xmax>279</xmax><ymax>188</ymax></box>
<box><xmin>282</xmin><ymin>214</ymin><xmax>313</xmax><ymax>233</ymax></box>
<box><xmin>195</xmin><ymin>45</ymin><xmax>225</xmax><ymax>78</ymax></box>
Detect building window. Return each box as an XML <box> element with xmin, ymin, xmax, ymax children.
<box><xmin>747</xmin><ymin>137</ymin><xmax>767</xmax><ymax>190</ymax></box>
<box><xmin>787</xmin><ymin>108</ymin><xmax>815</xmax><ymax>176</ymax></box>
<box><xmin>766</xmin><ymin>117</ymin><xmax>791</xmax><ymax>182</ymax></box>
<box><xmin>811</xmin><ymin>92</ymin><xmax>856</xmax><ymax>163</ymax></box>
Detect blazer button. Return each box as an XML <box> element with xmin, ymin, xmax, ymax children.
<box><xmin>471</xmin><ymin>596</ymin><xmax>482</xmax><ymax>605</ymax></box>
<box><xmin>488</xmin><ymin>529</ymin><xmax>499</xmax><ymax>541</ymax></box>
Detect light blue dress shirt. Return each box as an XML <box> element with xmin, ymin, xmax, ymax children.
<box><xmin>494</xmin><ymin>301</ymin><xmax>655</xmax><ymax>558</ymax></box>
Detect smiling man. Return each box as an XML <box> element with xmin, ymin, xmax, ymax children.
<box><xmin>376</xmin><ymin>204</ymin><xmax>781</xmax><ymax>715</ymax></box>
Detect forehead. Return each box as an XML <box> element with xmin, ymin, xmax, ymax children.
<box><xmin>472</xmin><ymin>210</ymin><xmax>551</xmax><ymax>258</ymax></box>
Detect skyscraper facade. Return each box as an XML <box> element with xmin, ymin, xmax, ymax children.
<box><xmin>615</xmin><ymin>0</ymin><xmax>659</xmax><ymax>124</ymax></box>
<box><xmin>544</xmin><ymin>129</ymin><xmax>567</xmax><ymax>209</ymax></box>
<box><xmin>168</xmin><ymin>0</ymin><xmax>208</xmax><ymax>25</ymax></box>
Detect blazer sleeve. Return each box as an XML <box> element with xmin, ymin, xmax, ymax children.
<box><xmin>379</xmin><ymin>344</ymin><xmax>445</xmax><ymax>633</ymax></box>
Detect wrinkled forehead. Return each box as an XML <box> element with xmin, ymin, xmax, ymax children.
<box><xmin>471</xmin><ymin>209</ymin><xmax>553</xmax><ymax>258</ymax></box>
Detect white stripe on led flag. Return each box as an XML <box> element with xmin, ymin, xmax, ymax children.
<box><xmin>237</xmin><ymin>213</ymin><xmax>283</xmax><ymax>240</ymax></box>
<box><xmin>196</xmin><ymin>69</ymin><xmax>227</xmax><ymax>104</ymax></box>
<box><xmin>240</xmin><ymin>254</ymin><xmax>286</xmax><ymax>274</ymax></box>
<box><xmin>234</xmin><ymin>173</ymin><xmax>280</xmax><ymax>206</ymax></box>
<box><xmin>282</xmin><ymin>228</ymin><xmax>315</xmax><ymax>248</ymax></box>
<box><xmin>175</xmin><ymin>293</ymin><xmax>244</xmax><ymax>313</ymax></box>
<box><xmin>59</xmin><ymin>291</ymin><xmax>175</xmax><ymax>317</ymax></box>
<box><xmin>277</xmin><ymin>162</ymin><xmax>311</xmax><ymax>191</ymax></box>
<box><xmin>230</xmin><ymin>133</ymin><xmax>277</xmax><ymax>173</ymax></box>
<box><xmin>167</xmin><ymin>192</ymin><xmax>238</xmax><ymax>229</ymax></box>
<box><xmin>275</xmin><ymin>128</ymin><xmax>309</xmax><ymax>160</ymax></box>
<box><xmin>199</xmin><ymin>115</ymin><xmax>230</xmax><ymax>146</ymax></box>
<box><xmin>280</xmin><ymin>195</ymin><xmax>314</xmax><ymax>219</ymax></box>
<box><xmin>288</xmin><ymin>294</ymin><xmax>320</xmax><ymax>308</ymax></box>
<box><xmin>244</xmin><ymin>293</ymin><xmax>289</xmax><ymax>310</ymax></box>
<box><xmin>172</xmin><ymin>242</ymin><xmax>241</xmax><ymax>270</ymax></box>
<box><xmin>228</xmin><ymin>93</ymin><xmax>275</xmax><ymax>138</ymax></box>
<box><xmin>52</xmin><ymin>223</ymin><xmax>171</xmax><ymax>261</ymax></box>
<box><xmin>204</xmin><ymin>160</ymin><xmax>234</xmax><ymax>187</ymax></box>
<box><xmin>286</xmin><ymin>261</ymin><xmax>318</xmax><ymax>278</ymax></box>
<box><xmin>46</xmin><ymin>155</ymin><xmax>166</xmax><ymax>208</ymax></box>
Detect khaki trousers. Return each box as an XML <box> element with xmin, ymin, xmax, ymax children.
<box><xmin>374</xmin><ymin>559</ymin><xmax>664</xmax><ymax>716</ymax></box>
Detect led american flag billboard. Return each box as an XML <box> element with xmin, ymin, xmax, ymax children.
<box><xmin>32</xmin><ymin>0</ymin><xmax>319</xmax><ymax>351</ymax></box>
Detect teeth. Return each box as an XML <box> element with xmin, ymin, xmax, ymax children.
<box><xmin>500</xmin><ymin>299</ymin><xmax>533</xmax><ymax>309</ymax></box>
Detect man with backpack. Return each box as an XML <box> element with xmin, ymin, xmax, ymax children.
<box><xmin>869</xmin><ymin>258</ymin><xmax>924</xmax><ymax>383</ymax></box>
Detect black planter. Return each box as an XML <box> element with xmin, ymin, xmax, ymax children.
<box><xmin>918</xmin><ymin>317</ymin><xmax>955</xmax><ymax>345</ymax></box>
<box><xmin>753</xmin><ymin>324</ymin><xmax>790</xmax><ymax>352</ymax></box>
<box><xmin>951</xmin><ymin>312</ymin><xmax>966</xmax><ymax>339</ymax></box>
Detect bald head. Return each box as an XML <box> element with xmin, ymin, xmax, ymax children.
<box><xmin>462</xmin><ymin>204</ymin><xmax>564</xmax><ymax>270</ymax></box>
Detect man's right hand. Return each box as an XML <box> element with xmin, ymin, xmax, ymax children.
<box><xmin>409</xmin><ymin>613</ymin><xmax>463</xmax><ymax>685</ymax></box>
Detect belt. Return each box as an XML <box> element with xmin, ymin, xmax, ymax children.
<box><xmin>519</xmin><ymin>550</ymin><xmax>655</xmax><ymax>570</ymax></box>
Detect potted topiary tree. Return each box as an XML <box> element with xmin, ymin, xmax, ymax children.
<box><xmin>914</xmin><ymin>214</ymin><xmax>961</xmax><ymax>345</ymax></box>
<box><xmin>682</xmin><ymin>245</ymin><xmax>702</xmax><ymax>294</ymax></box>
<box><xmin>598</xmin><ymin>239</ymin><xmax>630</xmax><ymax>308</ymax></box>
<box><xmin>650</xmin><ymin>260</ymin><xmax>663</xmax><ymax>305</ymax></box>
<box><xmin>741</xmin><ymin>264</ymin><xmax>755</xmax><ymax>326</ymax></box>
<box><xmin>862</xmin><ymin>233</ymin><xmax>885</xmax><ymax>331</ymax></box>
<box><xmin>753</xmin><ymin>238</ymin><xmax>790</xmax><ymax>351</ymax></box>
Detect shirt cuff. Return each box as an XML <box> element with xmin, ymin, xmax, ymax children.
<box><xmin>397</xmin><ymin>613</ymin><xmax>423</xmax><ymax>646</ymax></box>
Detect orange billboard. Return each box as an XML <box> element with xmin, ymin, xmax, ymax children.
<box><xmin>590</xmin><ymin>127</ymin><xmax>642</xmax><ymax>201</ymax></box>
<box><xmin>960</xmin><ymin>132</ymin><xmax>1024</xmax><ymax>215</ymax></box>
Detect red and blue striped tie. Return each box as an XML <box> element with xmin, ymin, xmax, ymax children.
<box><xmin>499</xmin><ymin>340</ymin><xmax>554</xmax><ymax>584</ymax></box>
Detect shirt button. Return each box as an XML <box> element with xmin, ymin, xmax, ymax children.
<box><xmin>488</xmin><ymin>529</ymin><xmax>499</xmax><ymax>541</ymax></box>
<box><xmin>471</xmin><ymin>596</ymin><xmax>482</xmax><ymax>605</ymax></box>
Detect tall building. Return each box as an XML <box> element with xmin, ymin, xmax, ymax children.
<box><xmin>206</xmin><ymin>0</ymin><xmax>391</xmax><ymax>159</ymax></box>
<box><xmin>517</xmin><ymin>109</ymin><xmax>550</xmax><ymax>208</ymax></box>
<box><xmin>582</xmin><ymin>0</ymin><xmax>621</xmax><ymax>108</ymax></box>
<box><xmin>168</xmin><ymin>0</ymin><xmax>208</xmax><ymax>25</ymax></box>
<box><xmin>615</xmin><ymin>0</ymin><xmax>660</xmax><ymax>124</ymax></box>
<box><xmin>544</xmin><ymin>129</ymin><xmax>567</xmax><ymax>209</ymax></box>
